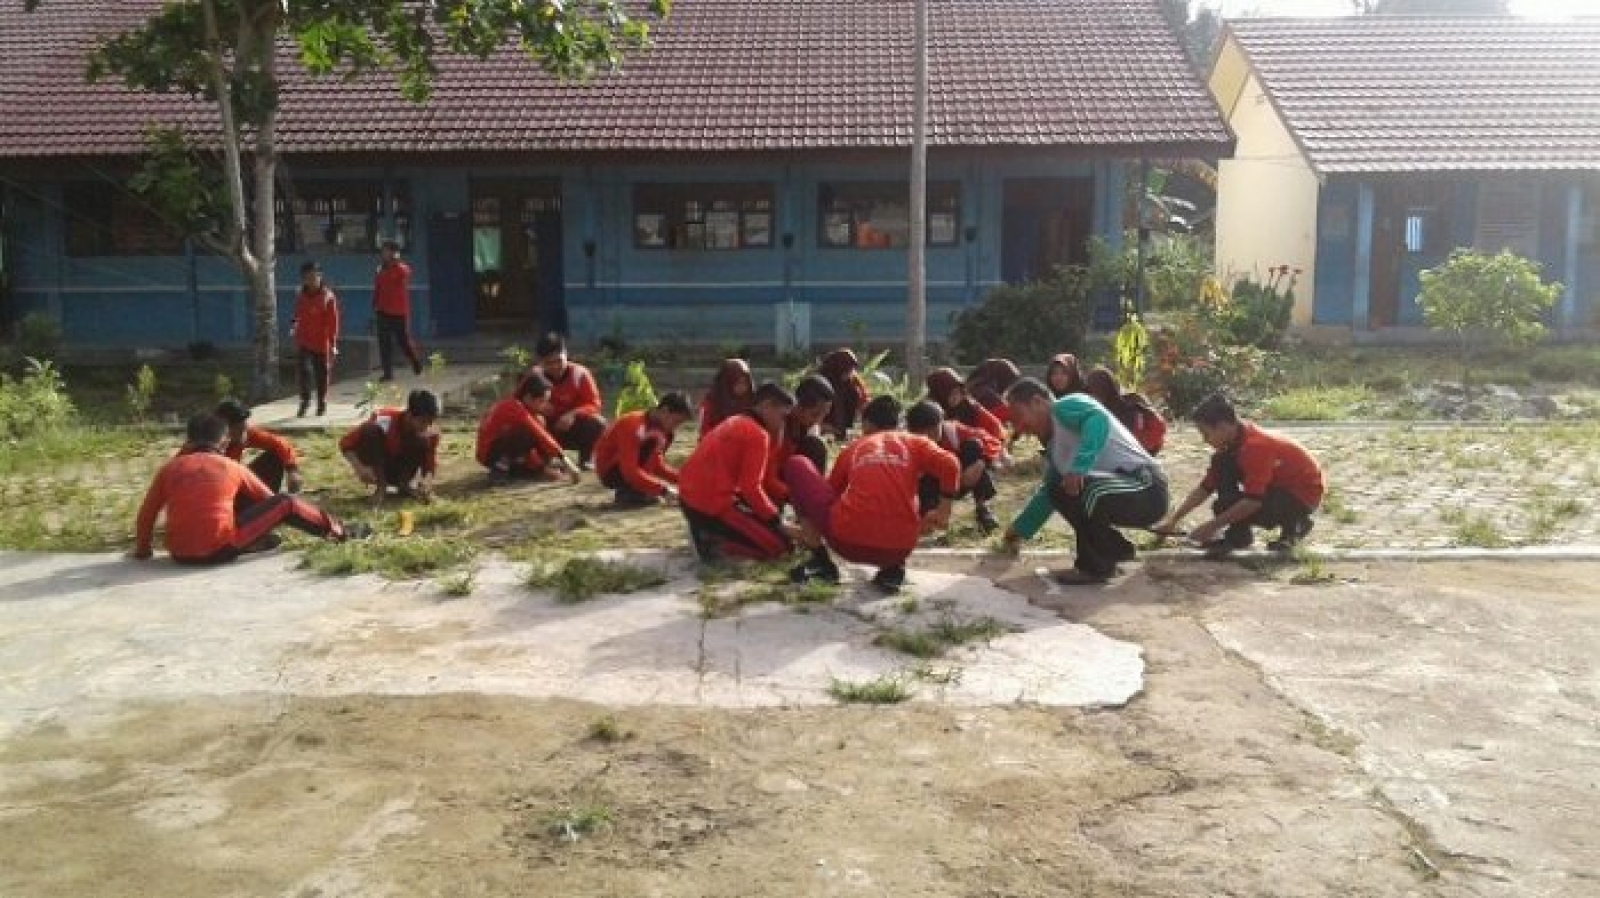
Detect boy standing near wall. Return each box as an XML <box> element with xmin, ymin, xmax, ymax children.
<box><xmin>1154</xmin><ymin>393</ymin><xmax>1324</xmax><ymax>558</ymax></box>
<box><xmin>291</xmin><ymin>261</ymin><xmax>339</xmax><ymax>417</ymax></box>
<box><xmin>373</xmin><ymin>240</ymin><xmax>423</xmax><ymax>381</ymax></box>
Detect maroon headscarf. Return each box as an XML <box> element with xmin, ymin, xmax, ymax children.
<box><xmin>966</xmin><ymin>358</ymin><xmax>1021</xmax><ymax>410</ymax></box>
<box><xmin>924</xmin><ymin>367</ymin><xmax>965</xmax><ymax>410</ymax></box>
<box><xmin>1046</xmin><ymin>353</ymin><xmax>1085</xmax><ymax>398</ymax></box>
<box><xmin>702</xmin><ymin>358</ymin><xmax>754</xmax><ymax>431</ymax></box>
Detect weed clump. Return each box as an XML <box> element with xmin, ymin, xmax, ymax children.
<box><xmin>828</xmin><ymin>674</ymin><xmax>912</xmax><ymax>705</ymax></box>
<box><xmin>526</xmin><ymin>556</ymin><xmax>667</xmax><ymax>603</ymax></box>
<box><xmin>301</xmin><ymin>536</ymin><xmax>476</xmax><ymax>579</ymax></box>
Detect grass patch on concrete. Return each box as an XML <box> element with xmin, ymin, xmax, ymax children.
<box><xmin>300</xmin><ymin>535</ymin><xmax>477</xmax><ymax>579</ymax></box>
<box><xmin>1452</xmin><ymin>515</ymin><xmax>1509</xmax><ymax>549</ymax></box>
<box><xmin>525</xmin><ymin>556</ymin><xmax>668</xmax><ymax>603</ymax></box>
<box><xmin>436</xmin><ymin>568</ymin><xmax>477</xmax><ymax>597</ymax></box>
<box><xmin>873</xmin><ymin>615</ymin><xmax>1014</xmax><ymax>659</ymax></box>
<box><xmin>546</xmin><ymin>804</ymin><xmax>614</xmax><ymax>841</ymax></box>
<box><xmin>585</xmin><ymin>715</ymin><xmax>634</xmax><ymax>744</ymax></box>
<box><xmin>1259</xmin><ymin>385</ymin><xmax>1373</xmax><ymax>422</ymax></box>
<box><xmin>827</xmin><ymin>674</ymin><xmax>912</xmax><ymax>705</ymax></box>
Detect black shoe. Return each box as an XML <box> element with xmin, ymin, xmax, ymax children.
<box><xmin>1202</xmin><ymin>540</ymin><xmax>1236</xmax><ymax>561</ymax></box>
<box><xmin>296</xmin><ymin>400</ymin><xmax>309</xmax><ymax>418</ymax></box>
<box><xmin>871</xmin><ymin>566</ymin><xmax>906</xmax><ymax>594</ymax></box>
<box><xmin>341</xmin><ymin>521</ymin><xmax>373</xmax><ymax>541</ymax></box>
<box><xmin>316</xmin><ymin>402</ymin><xmax>327</xmax><ymax>417</ymax></box>
<box><xmin>614</xmin><ymin>492</ymin><xmax>662</xmax><ymax>509</ymax></box>
<box><xmin>1268</xmin><ymin>517</ymin><xmax>1315</xmax><ymax>552</ymax></box>
<box><xmin>1110</xmin><ymin>541</ymin><xmax>1138</xmax><ymax>563</ymax></box>
<box><xmin>241</xmin><ymin>532</ymin><xmax>283</xmax><ymax>555</ymax></box>
<box><xmin>975</xmin><ymin>507</ymin><xmax>1000</xmax><ymax>535</ymax></box>
<box><xmin>810</xmin><ymin>554</ymin><xmax>841</xmax><ymax>585</ymax></box>
<box><xmin>578</xmin><ymin>457</ymin><xmax>594</xmax><ymax>473</ymax></box>
<box><xmin>1053</xmin><ymin>568</ymin><xmax>1110</xmax><ymax>586</ymax></box>
<box><xmin>412</xmin><ymin>359</ymin><xmax>424</xmax><ymax>376</ymax></box>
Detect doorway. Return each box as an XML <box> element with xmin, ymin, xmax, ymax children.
<box><xmin>1370</xmin><ymin>181</ymin><xmax>1458</xmax><ymax>328</ymax></box>
<box><xmin>1001</xmin><ymin>178</ymin><xmax>1095</xmax><ymax>283</ymax></box>
<box><xmin>468</xmin><ymin>180</ymin><xmax>565</xmax><ymax>335</ymax></box>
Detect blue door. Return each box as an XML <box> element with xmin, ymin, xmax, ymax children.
<box><xmin>428</xmin><ymin>212</ymin><xmax>474</xmax><ymax>337</ymax></box>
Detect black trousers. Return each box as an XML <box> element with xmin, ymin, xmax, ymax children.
<box><xmin>484</xmin><ymin>431</ymin><xmax>554</xmax><ymax>475</ymax></box>
<box><xmin>351</xmin><ymin>425</ymin><xmax>428</xmax><ymax>491</ymax></box>
<box><xmin>1209</xmin><ymin>452</ymin><xmax>1314</xmax><ymax>548</ymax></box>
<box><xmin>554</xmin><ymin>413</ymin><xmax>607</xmax><ymax>464</ymax></box>
<box><xmin>918</xmin><ymin>440</ymin><xmax>996</xmax><ymax>513</ymax></box>
<box><xmin>600</xmin><ymin>441</ymin><xmax>657</xmax><ymax>502</ymax></box>
<box><xmin>375</xmin><ymin>312</ymin><xmax>420</xmax><ymax>378</ymax></box>
<box><xmin>297</xmin><ymin>348</ymin><xmax>331</xmax><ymax>404</ymax></box>
<box><xmin>233</xmin><ymin>452</ymin><xmax>288</xmax><ymax>514</ymax></box>
<box><xmin>1049</xmin><ymin>468</ymin><xmax>1168</xmax><ymax>578</ymax></box>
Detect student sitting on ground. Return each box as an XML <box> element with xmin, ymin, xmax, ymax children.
<box><xmin>1082</xmin><ymin>366</ymin><xmax>1167</xmax><ymax>456</ymax></box>
<box><xmin>133</xmin><ymin>413</ymin><xmax>363</xmax><ymax>565</ymax></box>
<box><xmin>700</xmin><ymin>358</ymin><xmax>754</xmax><ymax>434</ymax></box>
<box><xmin>595</xmin><ymin>392</ymin><xmax>694</xmax><ymax>507</ymax></box>
<box><xmin>1153</xmin><ymin>392</ymin><xmax>1324</xmax><ymax>558</ymax></box>
<box><xmin>1046</xmin><ymin>352</ymin><xmax>1086</xmax><ymax>398</ymax></box>
<box><xmin>215</xmin><ymin>398</ymin><xmax>302</xmax><ymax>498</ymax></box>
<box><xmin>964</xmin><ymin>357</ymin><xmax>1022</xmax><ymax>426</ymax></box>
<box><xmin>763</xmin><ymin>374</ymin><xmax>836</xmax><ymax>509</ymax></box>
<box><xmin>784</xmin><ymin>395</ymin><xmax>959</xmax><ymax>593</ymax></box>
<box><xmin>1001</xmin><ymin>378</ymin><xmax>1168</xmax><ymax>585</ymax></box>
<box><xmin>475</xmin><ymin>372</ymin><xmax>578</xmax><ymax>483</ymax></box>
<box><xmin>906</xmin><ymin>400</ymin><xmax>1002</xmax><ymax>534</ymax></box>
<box><xmin>530</xmin><ymin>332</ymin><xmax>605</xmax><ymax>470</ymax></box>
<box><xmin>817</xmin><ymin>349</ymin><xmax>870</xmax><ymax>440</ymax></box>
<box><xmin>340</xmin><ymin>389</ymin><xmax>441</xmax><ymax>505</ymax></box>
<box><xmin>925</xmin><ymin>367</ymin><xmax>1007</xmax><ymax>445</ymax></box>
<box><xmin>678</xmin><ymin>383</ymin><xmax>798</xmax><ymax>563</ymax></box>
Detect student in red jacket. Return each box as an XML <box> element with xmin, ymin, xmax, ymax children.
<box><xmin>784</xmin><ymin>396</ymin><xmax>959</xmax><ymax>593</ymax></box>
<box><xmin>699</xmin><ymin>358</ymin><xmax>754</xmax><ymax>434</ymax></box>
<box><xmin>906</xmin><ymin>400</ymin><xmax>1002</xmax><ymax>534</ymax></box>
<box><xmin>595</xmin><ymin>392</ymin><xmax>693</xmax><ymax>507</ymax></box>
<box><xmin>476</xmin><ymin>372</ymin><xmax>578</xmax><ymax>482</ymax></box>
<box><xmin>214</xmin><ymin>399</ymin><xmax>302</xmax><ymax>500</ymax></box>
<box><xmin>1155</xmin><ymin>392</ymin><xmax>1324</xmax><ymax>558</ymax></box>
<box><xmin>964</xmin><ymin>358</ymin><xmax>1021</xmax><ymax>426</ymax></box>
<box><xmin>924</xmin><ymin>367</ymin><xmax>1006</xmax><ymax>445</ymax></box>
<box><xmin>132</xmin><ymin>413</ymin><xmax>361</xmax><ymax>564</ymax></box>
<box><xmin>678</xmin><ymin>382</ymin><xmax>797</xmax><ymax>562</ymax></box>
<box><xmin>818</xmin><ymin>348</ymin><xmax>870</xmax><ymax>439</ymax></box>
<box><xmin>291</xmin><ymin>260</ymin><xmax>339</xmax><ymax>417</ymax></box>
<box><xmin>531</xmin><ymin>332</ymin><xmax>606</xmax><ymax>470</ymax></box>
<box><xmin>339</xmin><ymin>389</ymin><xmax>441</xmax><ymax>505</ymax></box>
<box><xmin>764</xmin><ymin>374</ymin><xmax>836</xmax><ymax>506</ymax></box>
<box><xmin>1084</xmin><ymin>366</ymin><xmax>1167</xmax><ymax>456</ymax></box>
<box><xmin>373</xmin><ymin>240</ymin><xmax>423</xmax><ymax>381</ymax></box>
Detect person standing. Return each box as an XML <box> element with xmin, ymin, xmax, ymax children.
<box><xmin>214</xmin><ymin>399</ymin><xmax>302</xmax><ymax>498</ymax></box>
<box><xmin>1001</xmin><ymin>378</ymin><xmax>1168</xmax><ymax>585</ymax></box>
<box><xmin>132</xmin><ymin>413</ymin><xmax>361</xmax><ymax>565</ymax></box>
<box><xmin>373</xmin><ymin>239</ymin><xmax>423</xmax><ymax>381</ymax></box>
<box><xmin>291</xmin><ymin>260</ymin><xmax>339</xmax><ymax>417</ymax></box>
<box><xmin>531</xmin><ymin>332</ymin><xmax>607</xmax><ymax>470</ymax></box>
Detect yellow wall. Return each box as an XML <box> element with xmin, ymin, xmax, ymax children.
<box><xmin>1210</xmin><ymin>39</ymin><xmax>1322</xmax><ymax>326</ymax></box>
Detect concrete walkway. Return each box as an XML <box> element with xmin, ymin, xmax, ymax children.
<box><xmin>246</xmin><ymin>363</ymin><xmax>501</xmax><ymax>432</ymax></box>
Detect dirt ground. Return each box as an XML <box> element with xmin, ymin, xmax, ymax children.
<box><xmin>7</xmin><ymin>557</ymin><xmax>1592</xmax><ymax>897</ymax></box>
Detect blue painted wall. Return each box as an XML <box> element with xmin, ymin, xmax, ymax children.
<box><xmin>2</xmin><ymin>153</ymin><xmax>1124</xmax><ymax>347</ymax></box>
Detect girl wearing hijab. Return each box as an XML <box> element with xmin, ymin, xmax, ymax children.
<box><xmin>1046</xmin><ymin>352</ymin><xmax>1086</xmax><ymax>398</ymax></box>
<box><xmin>924</xmin><ymin>367</ymin><xmax>1006</xmax><ymax>444</ymax></box>
<box><xmin>700</xmin><ymin>358</ymin><xmax>755</xmax><ymax>433</ymax></box>
<box><xmin>818</xmin><ymin>349</ymin><xmax>870</xmax><ymax>439</ymax></box>
<box><xmin>964</xmin><ymin>357</ymin><xmax>1022</xmax><ymax>425</ymax></box>
<box><xmin>1083</xmin><ymin>365</ymin><xmax>1167</xmax><ymax>456</ymax></box>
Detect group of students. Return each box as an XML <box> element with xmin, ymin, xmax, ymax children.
<box><xmin>131</xmin><ymin>335</ymin><xmax>1325</xmax><ymax>594</ymax></box>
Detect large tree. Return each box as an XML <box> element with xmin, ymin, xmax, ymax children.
<box><xmin>1351</xmin><ymin>0</ymin><xmax>1509</xmax><ymax>12</ymax></box>
<box><xmin>1160</xmin><ymin>0</ymin><xmax>1222</xmax><ymax>73</ymax></box>
<box><xmin>25</xmin><ymin>0</ymin><xmax>669</xmax><ymax>398</ymax></box>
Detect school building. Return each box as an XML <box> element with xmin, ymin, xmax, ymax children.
<box><xmin>1210</xmin><ymin>17</ymin><xmax>1600</xmax><ymax>338</ymax></box>
<box><xmin>0</xmin><ymin>0</ymin><xmax>1231</xmax><ymax>350</ymax></box>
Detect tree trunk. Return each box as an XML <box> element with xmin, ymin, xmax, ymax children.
<box><xmin>905</xmin><ymin>0</ymin><xmax>929</xmax><ymax>386</ymax></box>
<box><xmin>248</xmin><ymin>5</ymin><xmax>281</xmax><ymax>399</ymax></box>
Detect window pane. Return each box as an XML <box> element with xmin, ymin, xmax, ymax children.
<box><xmin>632</xmin><ymin>183</ymin><xmax>774</xmax><ymax>250</ymax></box>
<box><xmin>817</xmin><ymin>181</ymin><xmax>961</xmax><ymax>249</ymax></box>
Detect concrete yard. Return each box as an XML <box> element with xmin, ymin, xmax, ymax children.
<box><xmin>0</xmin><ymin>550</ymin><xmax>1594</xmax><ymax>897</ymax></box>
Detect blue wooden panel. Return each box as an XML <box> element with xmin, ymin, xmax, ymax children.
<box><xmin>1313</xmin><ymin>182</ymin><xmax>1357</xmax><ymax>326</ymax></box>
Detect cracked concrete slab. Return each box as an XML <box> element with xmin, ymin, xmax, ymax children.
<box><xmin>0</xmin><ymin>550</ymin><xmax>1143</xmax><ymax>739</ymax></box>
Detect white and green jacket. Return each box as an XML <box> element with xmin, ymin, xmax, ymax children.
<box><xmin>1011</xmin><ymin>395</ymin><xmax>1161</xmax><ymax>539</ymax></box>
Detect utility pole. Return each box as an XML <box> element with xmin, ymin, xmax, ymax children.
<box><xmin>906</xmin><ymin>0</ymin><xmax>929</xmax><ymax>386</ymax></box>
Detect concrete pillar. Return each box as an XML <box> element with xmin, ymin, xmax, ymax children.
<box><xmin>1353</xmin><ymin>182</ymin><xmax>1375</xmax><ymax>332</ymax></box>
<box><xmin>1563</xmin><ymin>181</ymin><xmax>1582</xmax><ymax>335</ymax></box>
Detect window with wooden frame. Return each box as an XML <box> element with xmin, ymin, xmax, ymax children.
<box><xmin>632</xmin><ymin>183</ymin><xmax>774</xmax><ymax>250</ymax></box>
<box><xmin>63</xmin><ymin>183</ymin><xmax>184</xmax><ymax>256</ymax></box>
<box><xmin>275</xmin><ymin>182</ymin><xmax>410</xmax><ymax>255</ymax></box>
<box><xmin>817</xmin><ymin>181</ymin><xmax>961</xmax><ymax>249</ymax></box>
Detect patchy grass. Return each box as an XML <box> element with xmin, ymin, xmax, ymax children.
<box><xmin>873</xmin><ymin>615</ymin><xmax>1013</xmax><ymax>659</ymax></box>
<box><xmin>827</xmin><ymin>674</ymin><xmax>913</xmax><ymax>705</ymax></box>
<box><xmin>585</xmin><ymin>715</ymin><xmax>633</xmax><ymax>744</ymax></box>
<box><xmin>907</xmin><ymin>662</ymin><xmax>964</xmax><ymax>686</ymax></box>
<box><xmin>1259</xmin><ymin>385</ymin><xmax>1373</xmax><ymax>422</ymax></box>
<box><xmin>1287</xmin><ymin>549</ymin><xmax>1340</xmax><ymax>586</ymax></box>
<box><xmin>1453</xmin><ymin>515</ymin><xmax>1509</xmax><ymax>549</ymax></box>
<box><xmin>300</xmin><ymin>535</ymin><xmax>477</xmax><ymax>579</ymax></box>
<box><xmin>872</xmin><ymin>629</ymin><xmax>947</xmax><ymax>659</ymax></box>
<box><xmin>526</xmin><ymin>556</ymin><xmax>668</xmax><ymax>603</ymax></box>
<box><xmin>546</xmin><ymin>804</ymin><xmax>614</xmax><ymax>841</ymax></box>
<box><xmin>695</xmin><ymin>561</ymin><xmax>842</xmax><ymax>618</ymax></box>
<box><xmin>436</xmin><ymin>568</ymin><xmax>477</xmax><ymax>598</ymax></box>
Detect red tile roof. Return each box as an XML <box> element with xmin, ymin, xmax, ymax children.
<box><xmin>0</xmin><ymin>0</ymin><xmax>1230</xmax><ymax>158</ymax></box>
<box><xmin>1225</xmin><ymin>17</ymin><xmax>1600</xmax><ymax>175</ymax></box>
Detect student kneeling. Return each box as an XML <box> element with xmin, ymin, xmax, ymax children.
<box><xmin>678</xmin><ymin>383</ymin><xmax>798</xmax><ymax>562</ymax></box>
<box><xmin>595</xmin><ymin>392</ymin><xmax>693</xmax><ymax>506</ymax></box>
<box><xmin>784</xmin><ymin>396</ymin><xmax>960</xmax><ymax>594</ymax></box>
<box><xmin>1001</xmin><ymin>378</ymin><xmax>1168</xmax><ymax>585</ymax></box>
<box><xmin>1154</xmin><ymin>393</ymin><xmax>1324</xmax><ymax>558</ymax></box>
<box><xmin>132</xmin><ymin>414</ymin><xmax>361</xmax><ymax>564</ymax></box>
<box><xmin>906</xmin><ymin>400</ymin><xmax>1001</xmax><ymax>534</ymax></box>
<box><xmin>476</xmin><ymin>372</ymin><xmax>578</xmax><ymax>483</ymax></box>
<box><xmin>340</xmin><ymin>389</ymin><xmax>441</xmax><ymax>505</ymax></box>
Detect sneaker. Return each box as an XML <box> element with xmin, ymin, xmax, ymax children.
<box><xmin>975</xmin><ymin>507</ymin><xmax>1000</xmax><ymax>535</ymax></box>
<box><xmin>341</xmin><ymin>521</ymin><xmax>374</xmax><ymax>541</ymax></box>
<box><xmin>811</xmin><ymin>554</ymin><xmax>842</xmax><ymax>585</ymax></box>
<box><xmin>1053</xmin><ymin>568</ymin><xmax>1110</xmax><ymax>586</ymax></box>
<box><xmin>316</xmin><ymin>402</ymin><xmax>327</xmax><ymax>417</ymax></box>
<box><xmin>1268</xmin><ymin>517</ymin><xmax>1315</xmax><ymax>553</ymax></box>
<box><xmin>296</xmin><ymin>400</ymin><xmax>310</xmax><ymax>418</ymax></box>
<box><xmin>871</xmin><ymin>566</ymin><xmax>907</xmax><ymax>594</ymax></box>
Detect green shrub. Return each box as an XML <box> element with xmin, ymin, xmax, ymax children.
<box><xmin>612</xmin><ymin>360</ymin><xmax>658</xmax><ymax>418</ymax></box>
<box><xmin>1418</xmin><ymin>249</ymin><xmax>1563</xmax><ymax>384</ymax></box>
<box><xmin>1147</xmin><ymin>312</ymin><xmax>1284</xmax><ymax>418</ymax></box>
<box><xmin>18</xmin><ymin>312</ymin><xmax>63</xmax><ymax>362</ymax></box>
<box><xmin>1086</xmin><ymin>233</ymin><xmax>1214</xmax><ymax>311</ymax></box>
<box><xmin>949</xmin><ymin>266</ymin><xmax>1093</xmax><ymax>364</ymax></box>
<box><xmin>1212</xmin><ymin>268</ymin><xmax>1297</xmax><ymax>350</ymax></box>
<box><xmin>0</xmin><ymin>357</ymin><xmax>77</xmax><ymax>441</ymax></box>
